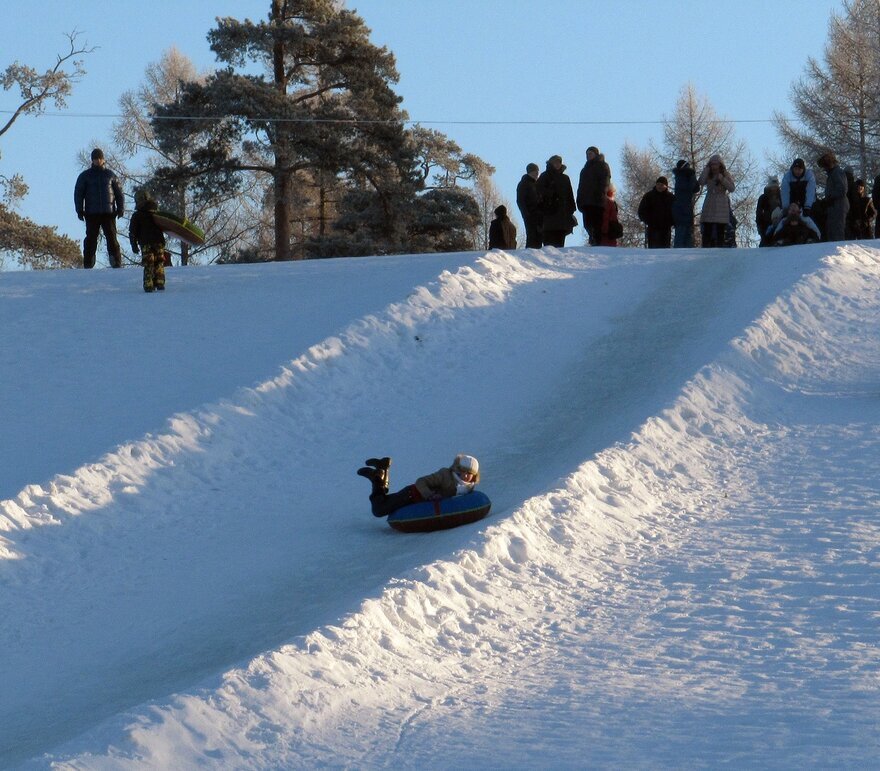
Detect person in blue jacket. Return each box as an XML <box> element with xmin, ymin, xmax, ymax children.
<box><xmin>672</xmin><ymin>160</ymin><xmax>700</xmax><ymax>247</ymax></box>
<box><xmin>73</xmin><ymin>148</ymin><xmax>124</xmax><ymax>269</ymax></box>
<box><xmin>357</xmin><ymin>455</ymin><xmax>481</xmax><ymax>518</ymax></box>
<box><xmin>780</xmin><ymin>158</ymin><xmax>817</xmax><ymax>216</ymax></box>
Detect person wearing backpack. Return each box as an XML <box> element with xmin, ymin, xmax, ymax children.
<box><xmin>536</xmin><ymin>155</ymin><xmax>576</xmax><ymax>247</ymax></box>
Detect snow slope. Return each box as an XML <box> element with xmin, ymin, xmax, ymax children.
<box><xmin>1</xmin><ymin>242</ymin><xmax>879</xmax><ymax>768</ymax></box>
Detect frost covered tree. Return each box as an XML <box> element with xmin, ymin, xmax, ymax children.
<box><xmin>112</xmin><ymin>48</ymin><xmax>264</xmax><ymax>265</ymax></box>
<box><xmin>618</xmin><ymin>143</ymin><xmax>662</xmax><ymax>247</ymax></box>
<box><xmin>774</xmin><ymin>0</ymin><xmax>880</xmax><ymax>179</ymax></box>
<box><xmin>622</xmin><ymin>84</ymin><xmax>758</xmax><ymax>246</ymax></box>
<box><xmin>0</xmin><ymin>31</ymin><xmax>91</xmax><ymax>268</ymax></box>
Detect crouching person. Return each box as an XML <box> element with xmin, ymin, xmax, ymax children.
<box><xmin>771</xmin><ymin>203</ymin><xmax>821</xmax><ymax>246</ymax></box>
<box><xmin>357</xmin><ymin>454</ymin><xmax>481</xmax><ymax>518</ymax></box>
<box><xmin>129</xmin><ymin>189</ymin><xmax>167</xmax><ymax>292</ymax></box>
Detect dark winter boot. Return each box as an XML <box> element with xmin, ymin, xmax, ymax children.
<box><xmin>357</xmin><ymin>466</ymin><xmax>378</xmax><ymax>481</ymax></box>
<box><xmin>365</xmin><ymin>457</ymin><xmax>391</xmax><ymax>492</ymax></box>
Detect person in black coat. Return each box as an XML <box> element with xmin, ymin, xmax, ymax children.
<box><xmin>672</xmin><ymin>160</ymin><xmax>700</xmax><ymax>247</ymax></box>
<box><xmin>73</xmin><ymin>148</ymin><xmax>124</xmax><ymax>269</ymax></box>
<box><xmin>516</xmin><ymin>163</ymin><xmax>542</xmax><ymax>248</ymax></box>
<box><xmin>536</xmin><ymin>155</ymin><xmax>576</xmax><ymax>248</ymax></box>
<box><xmin>576</xmin><ymin>146</ymin><xmax>611</xmax><ymax>246</ymax></box>
<box><xmin>637</xmin><ymin>177</ymin><xmax>675</xmax><ymax>248</ymax></box>
<box><xmin>872</xmin><ymin>174</ymin><xmax>880</xmax><ymax>238</ymax></box>
<box><xmin>847</xmin><ymin>178</ymin><xmax>876</xmax><ymax>239</ymax></box>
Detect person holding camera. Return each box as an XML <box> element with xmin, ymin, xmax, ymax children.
<box><xmin>698</xmin><ymin>154</ymin><xmax>735</xmax><ymax>248</ymax></box>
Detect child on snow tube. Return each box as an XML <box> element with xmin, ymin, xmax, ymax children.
<box><xmin>357</xmin><ymin>454</ymin><xmax>481</xmax><ymax>517</ymax></box>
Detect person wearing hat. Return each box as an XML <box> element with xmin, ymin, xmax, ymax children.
<box><xmin>73</xmin><ymin>148</ymin><xmax>124</xmax><ymax>269</ymax></box>
<box><xmin>672</xmin><ymin>159</ymin><xmax>700</xmax><ymax>247</ymax></box>
<box><xmin>637</xmin><ymin>176</ymin><xmax>675</xmax><ymax>248</ymax></box>
<box><xmin>488</xmin><ymin>204</ymin><xmax>518</xmax><ymax>250</ymax></box>
<box><xmin>576</xmin><ymin>146</ymin><xmax>611</xmax><ymax>246</ymax></box>
<box><xmin>129</xmin><ymin>188</ymin><xmax>168</xmax><ymax>292</ymax></box>
<box><xmin>756</xmin><ymin>176</ymin><xmax>782</xmax><ymax>246</ymax></box>
<box><xmin>536</xmin><ymin>155</ymin><xmax>577</xmax><ymax>247</ymax></box>
<box><xmin>817</xmin><ymin>151</ymin><xmax>848</xmax><ymax>242</ymax></box>
<box><xmin>516</xmin><ymin>163</ymin><xmax>543</xmax><ymax>248</ymax></box>
<box><xmin>357</xmin><ymin>455</ymin><xmax>481</xmax><ymax>518</ymax></box>
<box><xmin>780</xmin><ymin>158</ymin><xmax>816</xmax><ymax>216</ymax></box>
<box><xmin>698</xmin><ymin>154</ymin><xmax>735</xmax><ymax>247</ymax></box>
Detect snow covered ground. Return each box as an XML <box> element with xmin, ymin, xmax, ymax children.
<box><xmin>1</xmin><ymin>241</ymin><xmax>879</xmax><ymax>768</ymax></box>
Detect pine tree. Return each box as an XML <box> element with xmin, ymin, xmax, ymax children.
<box><xmin>153</xmin><ymin>0</ymin><xmax>406</xmax><ymax>261</ymax></box>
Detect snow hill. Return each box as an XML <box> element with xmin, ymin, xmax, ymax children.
<box><xmin>2</xmin><ymin>242</ymin><xmax>880</xmax><ymax>769</ymax></box>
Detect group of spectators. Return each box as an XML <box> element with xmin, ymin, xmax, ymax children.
<box><xmin>509</xmin><ymin>149</ymin><xmax>618</xmax><ymax>250</ymax></box>
<box><xmin>490</xmin><ymin>147</ymin><xmax>878</xmax><ymax>251</ymax></box>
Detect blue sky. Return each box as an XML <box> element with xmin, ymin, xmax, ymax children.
<box><xmin>1</xmin><ymin>0</ymin><xmax>842</xmax><ymax>251</ymax></box>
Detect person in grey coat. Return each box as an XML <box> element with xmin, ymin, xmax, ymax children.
<box><xmin>73</xmin><ymin>148</ymin><xmax>124</xmax><ymax>269</ymax></box>
<box><xmin>817</xmin><ymin>151</ymin><xmax>849</xmax><ymax>242</ymax></box>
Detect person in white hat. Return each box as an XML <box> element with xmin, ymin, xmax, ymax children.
<box><xmin>357</xmin><ymin>454</ymin><xmax>481</xmax><ymax>518</ymax></box>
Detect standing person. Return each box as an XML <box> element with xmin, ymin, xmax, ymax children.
<box><xmin>756</xmin><ymin>177</ymin><xmax>782</xmax><ymax>246</ymax></box>
<box><xmin>599</xmin><ymin>185</ymin><xmax>622</xmax><ymax>246</ymax></box>
<box><xmin>576</xmin><ymin>146</ymin><xmax>611</xmax><ymax>246</ymax></box>
<box><xmin>516</xmin><ymin>163</ymin><xmax>542</xmax><ymax>248</ymax></box>
<box><xmin>488</xmin><ymin>205</ymin><xmax>517</xmax><ymax>250</ymax></box>
<box><xmin>536</xmin><ymin>155</ymin><xmax>576</xmax><ymax>248</ymax></box>
<box><xmin>817</xmin><ymin>151</ymin><xmax>849</xmax><ymax>242</ymax></box>
<box><xmin>698</xmin><ymin>154</ymin><xmax>735</xmax><ymax>247</ymax></box>
<box><xmin>357</xmin><ymin>455</ymin><xmax>481</xmax><ymax>518</ymax></box>
<box><xmin>847</xmin><ymin>179</ymin><xmax>876</xmax><ymax>239</ymax></box>
<box><xmin>780</xmin><ymin>158</ymin><xmax>817</xmax><ymax>216</ymax></box>
<box><xmin>672</xmin><ymin>159</ymin><xmax>700</xmax><ymax>247</ymax></box>
<box><xmin>128</xmin><ymin>189</ymin><xmax>167</xmax><ymax>292</ymax></box>
<box><xmin>872</xmin><ymin>173</ymin><xmax>880</xmax><ymax>238</ymax></box>
<box><xmin>73</xmin><ymin>148</ymin><xmax>124</xmax><ymax>269</ymax></box>
<box><xmin>637</xmin><ymin>176</ymin><xmax>675</xmax><ymax>248</ymax></box>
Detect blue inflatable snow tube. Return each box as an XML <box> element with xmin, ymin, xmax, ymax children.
<box><xmin>387</xmin><ymin>490</ymin><xmax>492</xmax><ymax>533</ymax></box>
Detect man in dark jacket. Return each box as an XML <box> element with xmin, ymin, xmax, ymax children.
<box><xmin>73</xmin><ymin>148</ymin><xmax>124</xmax><ymax>268</ymax></box>
<box><xmin>516</xmin><ymin>163</ymin><xmax>542</xmax><ymax>248</ymax></box>
<box><xmin>536</xmin><ymin>155</ymin><xmax>576</xmax><ymax>247</ymax></box>
<box><xmin>576</xmin><ymin>146</ymin><xmax>611</xmax><ymax>246</ymax></box>
<box><xmin>488</xmin><ymin>205</ymin><xmax>517</xmax><ymax>250</ymax></box>
<box><xmin>637</xmin><ymin>177</ymin><xmax>675</xmax><ymax>248</ymax></box>
<box><xmin>672</xmin><ymin>160</ymin><xmax>700</xmax><ymax>247</ymax></box>
<box><xmin>817</xmin><ymin>151</ymin><xmax>849</xmax><ymax>242</ymax></box>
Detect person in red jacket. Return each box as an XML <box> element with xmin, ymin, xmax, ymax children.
<box><xmin>357</xmin><ymin>455</ymin><xmax>481</xmax><ymax>518</ymax></box>
<box><xmin>600</xmin><ymin>185</ymin><xmax>622</xmax><ymax>246</ymax></box>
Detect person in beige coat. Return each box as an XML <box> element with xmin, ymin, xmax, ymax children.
<box><xmin>357</xmin><ymin>455</ymin><xmax>481</xmax><ymax>517</ymax></box>
<box><xmin>698</xmin><ymin>154</ymin><xmax>735</xmax><ymax>247</ymax></box>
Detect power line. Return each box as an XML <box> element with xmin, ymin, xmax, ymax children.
<box><xmin>0</xmin><ymin>109</ymin><xmax>796</xmax><ymax>126</ymax></box>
